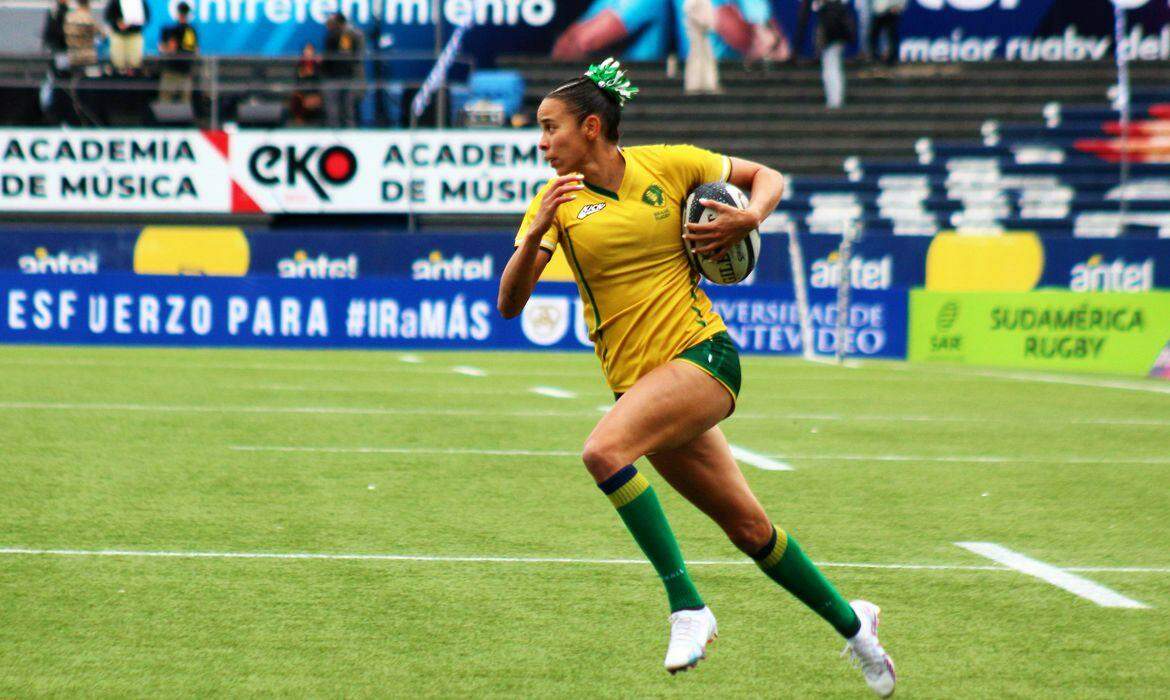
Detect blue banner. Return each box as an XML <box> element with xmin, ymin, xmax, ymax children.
<box><xmin>0</xmin><ymin>273</ymin><xmax>907</xmax><ymax>357</ymax></box>
<box><xmin>147</xmin><ymin>0</ymin><xmax>1170</xmax><ymax>61</ymax></box>
<box><xmin>2</xmin><ymin>226</ymin><xmax>1169</xmax><ymax>292</ymax></box>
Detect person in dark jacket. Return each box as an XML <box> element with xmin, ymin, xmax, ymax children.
<box><xmin>322</xmin><ymin>13</ymin><xmax>363</xmax><ymax>128</ymax></box>
<box><xmin>158</xmin><ymin>1</ymin><xmax>198</xmax><ymax>105</ymax></box>
<box><xmin>42</xmin><ymin>0</ymin><xmax>70</xmax><ymax>61</ymax></box>
<box><xmin>104</xmin><ymin>0</ymin><xmax>150</xmax><ymax>75</ymax></box>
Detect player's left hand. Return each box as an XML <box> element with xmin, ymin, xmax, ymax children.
<box><xmin>683</xmin><ymin>199</ymin><xmax>760</xmax><ymax>259</ymax></box>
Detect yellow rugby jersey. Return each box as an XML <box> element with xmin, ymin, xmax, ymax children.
<box><xmin>515</xmin><ymin>144</ymin><xmax>732</xmax><ymax>392</ymax></box>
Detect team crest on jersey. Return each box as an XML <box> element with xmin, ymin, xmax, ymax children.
<box><xmin>641</xmin><ymin>184</ymin><xmax>665</xmax><ymax>207</ymax></box>
<box><xmin>577</xmin><ymin>202</ymin><xmax>606</xmax><ymax>219</ymax></box>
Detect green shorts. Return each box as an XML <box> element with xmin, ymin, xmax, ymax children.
<box><xmin>612</xmin><ymin>331</ymin><xmax>742</xmax><ymax>406</ymax></box>
<box><xmin>675</xmin><ymin>331</ymin><xmax>742</xmax><ymax>403</ymax></box>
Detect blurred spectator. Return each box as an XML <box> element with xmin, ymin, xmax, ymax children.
<box><xmin>290</xmin><ymin>43</ymin><xmax>325</xmax><ymax>126</ymax></box>
<box><xmin>683</xmin><ymin>0</ymin><xmax>720</xmax><ymax>94</ymax></box>
<box><xmin>40</xmin><ymin>0</ymin><xmax>71</xmax><ymax>123</ymax></box>
<box><xmin>65</xmin><ymin>0</ymin><xmax>102</xmax><ymax>71</ymax></box>
<box><xmin>158</xmin><ymin>2</ymin><xmax>198</xmax><ymax>105</ymax></box>
<box><xmin>868</xmin><ymin>0</ymin><xmax>905</xmax><ymax>66</ymax></box>
<box><xmin>322</xmin><ymin>13</ymin><xmax>363</xmax><ymax>128</ymax></box>
<box><xmin>816</xmin><ymin>0</ymin><xmax>854</xmax><ymax>109</ymax></box>
<box><xmin>42</xmin><ymin>0</ymin><xmax>70</xmax><ymax>71</ymax></box>
<box><xmin>104</xmin><ymin>0</ymin><xmax>149</xmax><ymax>75</ymax></box>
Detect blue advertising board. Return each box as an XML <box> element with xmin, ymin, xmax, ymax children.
<box><xmin>1</xmin><ymin>226</ymin><xmax>1168</xmax><ymax>292</ymax></box>
<box><xmin>0</xmin><ymin>273</ymin><xmax>907</xmax><ymax>358</ymax></box>
<box><xmin>145</xmin><ymin>0</ymin><xmax>1170</xmax><ymax>61</ymax></box>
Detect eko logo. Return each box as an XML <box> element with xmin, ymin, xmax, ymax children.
<box><xmin>248</xmin><ymin>144</ymin><xmax>358</xmax><ymax>200</ymax></box>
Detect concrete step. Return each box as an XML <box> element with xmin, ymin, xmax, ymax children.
<box><xmin>621</xmin><ymin>121</ymin><xmax>980</xmax><ymax>138</ymax></box>
<box><xmin>523</xmin><ymin>83</ymin><xmax>1115</xmax><ymax>103</ymax></box>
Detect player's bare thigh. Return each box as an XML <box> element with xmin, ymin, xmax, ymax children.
<box><xmin>647</xmin><ymin>426</ymin><xmax>773</xmax><ymax>554</ymax></box>
<box><xmin>581</xmin><ymin>359</ymin><xmax>732</xmax><ymax>482</ymax></box>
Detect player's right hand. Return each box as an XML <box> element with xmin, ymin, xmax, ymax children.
<box><xmin>526</xmin><ymin>174</ymin><xmax>584</xmax><ymax>239</ymax></box>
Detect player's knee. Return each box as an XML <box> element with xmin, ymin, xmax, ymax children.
<box><xmin>726</xmin><ymin>516</ymin><xmax>774</xmax><ymax>554</ymax></box>
<box><xmin>581</xmin><ymin>438</ymin><xmax>625</xmax><ymax>482</ymax></box>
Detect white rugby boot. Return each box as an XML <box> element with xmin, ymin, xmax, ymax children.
<box><xmin>842</xmin><ymin>600</ymin><xmax>896</xmax><ymax>697</ymax></box>
<box><xmin>663</xmin><ymin>606</ymin><xmax>718</xmax><ymax>674</ymax></box>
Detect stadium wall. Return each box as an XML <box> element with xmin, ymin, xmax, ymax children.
<box><xmin>0</xmin><ymin>274</ymin><xmax>906</xmax><ymax>359</ymax></box>
<box><xmin>3</xmin><ymin>225</ymin><xmax>1169</xmax><ymax>375</ymax></box>
<box><xmin>1</xmin><ymin>226</ymin><xmax>1167</xmax><ymax>291</ymax></box>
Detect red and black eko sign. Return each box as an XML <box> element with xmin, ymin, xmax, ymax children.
<box><xmin>248</xmin><ymin>143</ymin><xmax>358</xmax><ymax>201</ymax></box>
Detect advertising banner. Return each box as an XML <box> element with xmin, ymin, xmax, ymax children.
<box><xmin>2</xmin><ymin>224</ymin><xmax>1169</xmax><ymax>292</ymax></box>
<box><xmin>0</xmin><ymin>129</ymin><xmax>551</xmax><ymax>215</ymax></box>
<box><xmin>0</xmin><ymin>273</ymin><xmax>907</xmax><ymax>358</ymax></box>
<box><xmin>229</xmin><ymin>130</ymin><xmax>551</xmax><ymax>214</ymax></box>
<box><xmin>0</xmin><ymin>129</ymin><xmax>231</xmax><ymax>214</ymax></box>
<box><xmin>909</xmin><ymin>289</ymin><xmax>1170</xmax><ymax>376</ymax></box>
<box><xmin>143</xmin><ymin>0</ymin><xmax>1170</xmax><ymax>62</ymax></box>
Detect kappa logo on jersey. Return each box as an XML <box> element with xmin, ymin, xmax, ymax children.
<box><xmin>577</xmin><ymin>202</ymin><xmax>606</xmax><ymax>219</ymax></box>
<box><xmin>641</xmin><ymin>184</ymin><xmax>665</xmax><ymax>207</ymax></box>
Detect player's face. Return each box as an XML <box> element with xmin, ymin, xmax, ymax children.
<box><xmin>537</xmin><ymin>98</ymin><xmax>589</xmax><ymax>176</ymax></box>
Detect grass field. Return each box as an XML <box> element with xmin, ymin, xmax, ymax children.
<box><xmin>1</xmin><ymin>344</ymin><xmax>1168</xmax><ymax>697</ymax></box>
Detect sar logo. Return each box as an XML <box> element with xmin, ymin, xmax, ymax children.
<box><xmin>936</xmin><ymin>300</ymin><xmax>960</xmax><ymax>331</ymax></box>
<box><xmin>521</xmin><ymin>295</ymin><xmax>570</xmax><ymax>346</ymax></box>
<box><xmin>642</xmin><ymin>184</ymin><xmax>665</xmax><ymax>207</ymax></box>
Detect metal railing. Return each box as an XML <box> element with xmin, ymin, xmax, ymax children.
<box><xmin>0</xmin><ymin>51</ymin><xmax>476</xmax><ymax>129</ymax></box>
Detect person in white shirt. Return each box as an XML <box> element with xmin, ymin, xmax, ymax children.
<box><xmin>683</xmin><ymin>0</ymin><xmax>721</xmax><ymax>94</ymax></box>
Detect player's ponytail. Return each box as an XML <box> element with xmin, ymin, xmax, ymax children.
<box><xmin>547</xmin><ymin>57</ymin><xmax>637</xmax><ymax>143</ymax></box>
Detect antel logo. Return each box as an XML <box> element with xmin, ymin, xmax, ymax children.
<box><xmin>248</xmin><ymin>144</ymin><xmax>358</xmax><ymax>200</ymax></box>
<box><xmin>917</xmin><ymin>0</ymin><xmax>1019</xmax><ymax>10</ymax></box>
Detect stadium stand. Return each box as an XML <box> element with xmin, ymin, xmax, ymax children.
<box><xmin>500</xmin><ymin>57</ymin><xmax>1170</xmax><ymax>239</ymax></box>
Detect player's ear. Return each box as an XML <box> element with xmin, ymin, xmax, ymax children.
<box><xmin>582</xmin><ymin>114</ymin><xmax>602</xmax><ymax>140</ymax></box>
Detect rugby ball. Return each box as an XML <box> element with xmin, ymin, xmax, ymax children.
<box><xmin>683</xmin><ymin>181</ymin><xmax>760</xmax><ymax>285</ymax></box>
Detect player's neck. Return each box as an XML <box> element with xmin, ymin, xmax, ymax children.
<box><xmin>581</xmin><ymin>144</ymin><xmax>625</xmax><ymax>196</ymax></box>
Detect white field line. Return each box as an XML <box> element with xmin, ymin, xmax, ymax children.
<box><xmin>956</xmin><ymin>542</ymin><xmax>1151</xmax><ymax>609</ymax></box>
<box><xmin>529</xmin><ymin>386</ymin><xmax>578</xmax><ymax>399</ymax></box>
<box><xmin>5</xmin><ymin>399</ymin><xmax>1164</xmax><ymax>429</ymax></box>
<box><xmin>7</xmin><ymin>354</ymin><xmax>1169</xmax><ymax>393</ymax></box>
<box><xmin>1</xmin><ymin>547</ymin><xmax>1165</xmax><ymax>575</ymax></box>
<box><xmin>767</xmin><ymin>456</ymin><xmax>1170</xmax><ymax>465</ymax></box>
<box><xmin>230</xmin><ymin>445</ymin><xmax>578</xmax><ymax>457</ymax></box>
<box><xmin>746</xmin><ymin>412</ymin><xmax>1170</xmax><ymax>427</ymax></box>
<box><xmin>0</xmin><ymin>402</ymin><xmax>598</xmax><ymax>418</ymax></box>
<box><xmin>398</xmin><ymin>354</ymin><xmax>423</xmax><ymax>364</ymax></box>
<box><xmin>729</xmin><ymin>444</ymin><xmax>794</xmax><ymax>471</ymax></box>
<box><xmin>225</xmin><ymin>445</ymin><xmax>1170</xmax><ymax>466</ymax></box>
<box><xmin>452</xmin><ymin>366</ymin><xmax>487</xmax><ymax>377</ymax></box>
<box><xmin>0</xmin><ymin>357</ymin><xmax>600</xmax><ymax>377</ymax></box>
<box><xmin>246</xmin><ymin>384</ymin><xmax>535</xmax><ymax>397</ymax></box>
<box><xmin>925</xmin><ymin>367</ymin><xmax>1170</xmax><ymax>396</ymax></box>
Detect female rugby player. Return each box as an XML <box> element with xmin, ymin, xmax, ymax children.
<box><xmin>497</xmin><ymin>59</ymin><xmax>895</xmax><ymax>696</ymax></box>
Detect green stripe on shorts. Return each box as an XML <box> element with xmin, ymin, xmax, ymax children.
<box><xmin>676</xmin><ymin>331</ymin><xmax>741</xmax><ymax>400</ymax></box>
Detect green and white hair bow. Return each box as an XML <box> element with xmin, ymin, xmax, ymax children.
<box><xmin>584</xmin><ymin>57</ymin><xmax>639</xmax><ymax>106</ymax></box>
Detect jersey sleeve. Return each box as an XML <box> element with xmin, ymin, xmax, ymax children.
<box><xmin>514</xmin><ymin>181</ymin><xmax>560</xmax><ymax>254</ymax></box>
<box><xmin>659</xmin><ymin>144</ymin><xmax>732</xmax><ymax>193</ymax></box>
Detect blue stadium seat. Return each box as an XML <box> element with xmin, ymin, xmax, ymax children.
<box><xmin>449</xmin><ymin>70</ymin><xmax>525</xmax><ymax>125</ymax></box>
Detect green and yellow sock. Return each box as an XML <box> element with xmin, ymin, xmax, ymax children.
<box><xmin>753</xmin><ymin>525</ymin><xmax>861</xmax><ymax>638</ymax></box>
<box><xmin>598</xmin><ymin>465</ymin><xmax>704</xmax><ymax>612</ymax></box>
